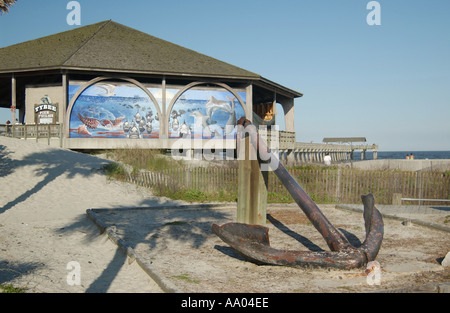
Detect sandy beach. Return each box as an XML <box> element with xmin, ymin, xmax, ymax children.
<box><xmin>1</xmin><ymin>136</ymin><xmax>449</xmax><ymax>293</ymax></box>
<box><xmin>0</xmin><ymin>136</ymin><xmax>177</xmax><ymax>292</ymax></box>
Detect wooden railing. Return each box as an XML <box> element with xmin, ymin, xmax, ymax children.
<box><xmin>0</xmin><ymin>123</ymin><xmax>63</xmax><ymax>145</ymax></box>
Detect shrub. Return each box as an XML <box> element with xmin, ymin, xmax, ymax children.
<box><xmin>101</xmin><ymin>162</ymin><xmax>128</xmax><ymax>181</ymax></box>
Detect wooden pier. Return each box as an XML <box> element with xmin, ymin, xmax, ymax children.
<box><xmin>262</xmin><ymin>131</ymin><xmax>378</xmax><ymax>165</ymax></box>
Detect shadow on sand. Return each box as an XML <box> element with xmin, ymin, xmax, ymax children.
<box><xmin>1</xmin><ymin>141</ymin><xmax>210</xmax><ymax>292</ymax></box>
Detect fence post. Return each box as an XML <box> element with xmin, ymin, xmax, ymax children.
<box><xmin>418</xmin><ymin>172</ymin><xmax>423</xmax><ymax>206</ymax></box>
<box><xmin>392</xmin><ymin>193</ymin><xmax>402</xmax><ymax>205</ymax></box>
<box><xmin>184</xmin><ymin>168</ymin><xmax>190</xmax><ymax>189</ymax></box>
<box><xmin>335</xmin><ymin>168</ymin><xmax>342</xmax><ymax>203</ymax></box>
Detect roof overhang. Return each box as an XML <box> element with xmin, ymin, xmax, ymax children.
<box><xmin>255</xmin><ymin>76</ymin><xmax>303</xmax><ymax>99</ymax></box>
<box><xmin>0</xmin><ymin>66</ymin><xmax>303</xmax><ymax>101</ymax></box>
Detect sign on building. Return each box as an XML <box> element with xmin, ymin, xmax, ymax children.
<box><xmin>34</xmin><ymin>95</ymin><xmax>58</xmax><ymax>124</ymax></box>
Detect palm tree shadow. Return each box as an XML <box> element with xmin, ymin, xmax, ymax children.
<box><xmin>58</xmin><ymin>202</ymin><xmax>230</xmax><ymax>292</ymax></box>
<box><xmin>57</xmin><ymin>213</ymin><xmax>146</xmax><ymax>293</ymax></box>
<box><xmin>1</xmin><ymin>142</ymin><xmax>232</xmax><ymax>292</ymax></box>
<box><xmin>1</xmin><ymin>144</ymin><xmax>121</xmax><ymax>291</ymax></box>
<box><xmin>85</xmin><ymin>248</ymin><xmax>127</xmax><ymax>293</ymax></box>
<box><xmin>0</xmin><ymin>144</ymin><xmax>13</xmax><ymax>178</ymax></box>
<box><xmin>0</xmin><ymin>260</ymin><xmax>43</xmax><ymax>286</ymax></box>
<box><xmin>54</xmin><ymin>213</ymin><xmax>127</xmax><ymax>293</ymax></box>
<box><xmin>0</xmin><ymin>147</ymin><xmax>110</xmax><ymax>215</ymax></box>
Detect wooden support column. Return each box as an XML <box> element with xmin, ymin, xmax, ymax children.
<box><xmin>161</xmin><ymin>77</ymin><xmax>168</xmax><ymax>139</ymax></box>
<box><xmin>245</xmin><ymin>84</ymin><xmax>253</xmax><ymax>122</ymax></box>
<box><xmin>237</xmin><ymin>84</ymin><xmax>267</xmax><ymax>226</ymax></box>
<box><xmin>61</xmin><ymin>72</ymin><xmax>68</xmax><ymax>147</ymax></box>
<box><xmin>281</xmin><ymin>98</ymin><xmax>295</xmax><ymax>132</ymax></box>
<box><xmin>237</xmin><ymin>135</ymin><xmax>267</xmax><ymax>225</ymax></box>
<box><xmin>61</xmin><ymin>71</ymin><xmax>68</xmax><ymax>123</ymax></box>
<box><xmin>11</xmin><ymin>74</ymin><xmax>16</xmax><ymax>123</ymax></box>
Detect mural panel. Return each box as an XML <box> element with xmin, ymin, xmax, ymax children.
<box><xmin>69</xmin><ymin>82</ymin><xmax>160</xmax><ymax>138</ymax></box>
<box><xmin>68</xmin><ymin>83</ymin><xmax>245</xmax><ymax>140</ymax></box>
<box><xmin>169</xmin><ymin>88</ymin><xmax>246</xmax><ymax>139</ymax></box>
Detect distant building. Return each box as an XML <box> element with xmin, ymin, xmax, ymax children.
<box><xmin>0</xmin><ymin>20</ymin><xmax>302</xmax><ymax>151</ymax></box>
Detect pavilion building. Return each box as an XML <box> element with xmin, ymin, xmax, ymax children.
<box><xmin>0</xmin><ymin>20</ymin><xmax>302</xmax><ymax>153</ymax></box>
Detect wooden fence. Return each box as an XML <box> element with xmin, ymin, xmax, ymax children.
<box><xmin>127</xmin><ymin>167</ymin><xmax>450</xmax><ymax>205</ymax></box>
<box><xmin>129</xmin><ymin>167</ymin><xmax>239</xmax><ymax>196</ymax></box>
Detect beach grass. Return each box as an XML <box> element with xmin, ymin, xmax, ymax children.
<box><xmin>0</xmin><ymin>284</ymin><xmax>26</xmax><ymax>293</ymax></box>
<box><xmin>105</xmin><ymin>148</ymin><xmax>184</xmax><ymax>172</ymax></box>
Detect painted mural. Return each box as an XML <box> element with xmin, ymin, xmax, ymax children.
<box><xmin>69</xmin><ymin>83</ymin><xmax>160</xmax><ymax>138</ymax></box>
<box><xmin>69</xmin><ymin>82</ymin><xmax>246</xmax><ymax>140</ymax></box>
<box><xmin>169</xmin><ymin>88</ymin><xmax>246</xmax><ymax>139</ymax></box>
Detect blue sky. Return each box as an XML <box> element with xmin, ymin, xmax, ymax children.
<box><xmin>1</xmin><ymin>0</ymin><xmax>449</xmax><ymax>151</ymax></box>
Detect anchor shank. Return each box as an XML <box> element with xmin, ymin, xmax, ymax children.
<box><xmin>273</xmin><ymin>162</ymin><xmax>350</xmax><ymax>251</ymax></box>
<box><xmin>237</xmin><ymin>118</ymin><xmax>351</xmax><ymax>251</ymax></box>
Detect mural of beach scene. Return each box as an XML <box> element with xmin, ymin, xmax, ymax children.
<box><xmin>68</xmin><ymin>82</ymin><xmax>160</xmax><ymax>139</ymax></box>
<box><xmin>169</xmin><ymin>88</ymin><xmax>246</xmax><ymax>140</ymax></box>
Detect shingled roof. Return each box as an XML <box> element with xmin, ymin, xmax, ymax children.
<box><xmin>0</xmin><ymin>20</ymin><xmax>303</xmax><ymax>99</ymax></box>
<box><xmin>0</xmin><ymin>20</ymin><xmax>261</xmax><ymax>79</ymax></box>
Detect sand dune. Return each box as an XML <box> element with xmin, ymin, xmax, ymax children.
<box><xmin>0</xmin><ymin>136</ymin><xmax>174</xmax><ymax>292</ymax></box>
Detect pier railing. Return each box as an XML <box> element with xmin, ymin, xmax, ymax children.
<box><xmin>261</xmin><ymin>130</ymin><xmax>378</xmax><ymax>162</ymax></box>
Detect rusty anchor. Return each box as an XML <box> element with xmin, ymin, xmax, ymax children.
<box><xmin>212</xmin><ymin>118</ymin><xmax>384</xmax><ymax>269</ymax></box>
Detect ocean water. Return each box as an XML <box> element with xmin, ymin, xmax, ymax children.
<box><xmin>356</xmin><ymin>151</ymin><xmax>450</xmax><ymax>160</ymax></box>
